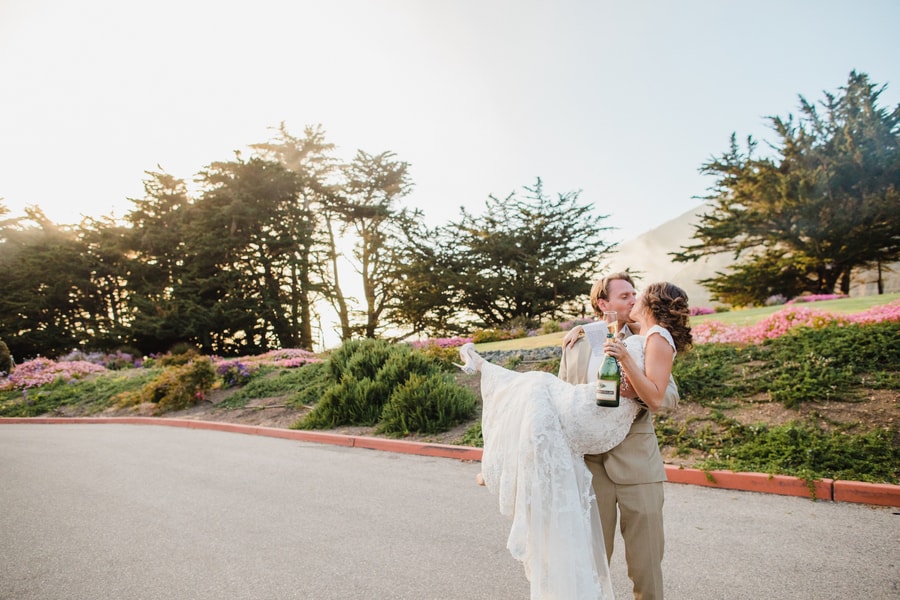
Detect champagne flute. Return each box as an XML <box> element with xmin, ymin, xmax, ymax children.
<box><xmin>603</xmin><ymin>311</ymin><xmax>618</xmax><ymax>338</ymax></box>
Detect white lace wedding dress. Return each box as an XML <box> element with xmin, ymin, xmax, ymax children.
<box><xmin>478</xmin><ymin>326</ymin><xmax>675</xmax><ymax>600</ymax></box>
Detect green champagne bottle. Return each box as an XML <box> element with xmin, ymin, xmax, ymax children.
<box><xmin>596</xmin><ymin>331</ymin><xmax>621</xmax><ymax>407</ymax></box>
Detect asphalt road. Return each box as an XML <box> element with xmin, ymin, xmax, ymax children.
<box><xmin>1</xmin><ymin>424</ymin><xmax>897</xmax><ymax>600</ymax></box>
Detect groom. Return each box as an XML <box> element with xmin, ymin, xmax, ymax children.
<box><xmin>558</xmin><ymin>271</ymin><xmax>678</xmax><ymax>600</ymax></box>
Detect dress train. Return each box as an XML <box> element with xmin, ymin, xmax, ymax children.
<box><xmin>477</xmin><ymin>361</ymin><xmax>640</xmax><ymax>600</ymax></box>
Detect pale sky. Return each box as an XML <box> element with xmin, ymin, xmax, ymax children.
<box><xmin>1</xmin><ymin>0</ymin><xmax>898</xmax><ymax>244</ymax></box>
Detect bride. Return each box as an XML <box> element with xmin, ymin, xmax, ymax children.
<box><xmin>457</xmin><ymin>281</ymin><xmax>692</xmax><ymax>600</ymax></box>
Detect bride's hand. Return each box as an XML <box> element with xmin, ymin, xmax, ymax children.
<box><xmin>605</xmin><ymin>338</ymin><xmax>638</xmax><ymax>372</ymax></box>
<box><xmin>606</xmin><ymin>342</ymin><xmax>640</xmax><ymax>400</ymax></box>
<box><xmin>561</xmin><ymin>326</ymin><xmax>583</xmax><ymax>349</ymax></box>
<box><xmin>603</xmin><ymin>337</ymin><xmax>623</xmax><ymax>358</ymax></box>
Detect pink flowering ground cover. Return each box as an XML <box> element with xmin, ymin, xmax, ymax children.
<box><xmin>1</xmin><ymin>348</ymin><xmax>324</xmax><ymax>392</ymax></box>
<box><xmin>692</xmin><ymin>299</ymin><xmax>900</xmax><ymax>345</ymax></box>
<box><xmin>408</xmin><ymin>336</ymin><xmax>474</xmax><ymax>350</ymax></box>
<box><xmin>0</xmin><ymin>357</ymin><xmax>108</xmax><ymax>391</ymax></box>
<box><xmin>214</xmin><ymin>348</ymin><xmax>323</xmax><ymax>370</ymax></box>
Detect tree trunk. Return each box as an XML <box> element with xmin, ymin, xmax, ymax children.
<box><xmin>839</xmin><ymin>270</ymin><xmax>851</xmax><ymax>295</ymax></box>
<box><xmin>296</xmin><ymin>256</ymin><xmax>314</xmax><ymax>350</ymax></box>
<box><xmin>324</xmin><ymin>216</ymin><xmax>352</xmax><ymax>341</ymax></box>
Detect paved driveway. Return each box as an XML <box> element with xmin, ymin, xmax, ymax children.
<box><xmin>1</xmin><ymin>424</ymin><xmax>897</xmax><ymax>599</ymax></box>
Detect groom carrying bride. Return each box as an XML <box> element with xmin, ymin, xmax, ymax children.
<box><xmin>559</xmin><ymin>271</ymin><xmax>679</xmax><ymax>600</ymax></box>
<box><xmin>462</xmin><ymin>275</ymin><xmax>690</xmax><ymax>599</ymax></box>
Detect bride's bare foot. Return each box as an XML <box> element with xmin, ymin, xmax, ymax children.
<box><xmin>475</xmin><ymin>472</ymin><xmax>485</xmax><ymax>486</ymax></box>
<box><xmin>454</xmin><ymin>342</ymin><xmax>483</xmax><ymax>374</ymax></box>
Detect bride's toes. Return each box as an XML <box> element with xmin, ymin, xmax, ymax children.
<box><xmin>475</xmin><ymin>472</ymin><xmax>485</xmax><ymax>486</ymax></box>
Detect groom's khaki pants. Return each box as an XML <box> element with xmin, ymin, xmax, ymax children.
<box><xmin>589</xmin><ymin>458</ymin><xmax>665</xmax><ymax>600</ymax></box>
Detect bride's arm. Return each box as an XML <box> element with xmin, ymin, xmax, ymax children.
<box><xmin>614</xmin><ymin>334</ymin><xmax>674</xmax><ymax>412</ymax></box>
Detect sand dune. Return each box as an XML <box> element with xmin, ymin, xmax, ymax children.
<box><xmin>605</xmin><ymin>205</ymin><xmax>899</xmax><ymax>308</ymax></box>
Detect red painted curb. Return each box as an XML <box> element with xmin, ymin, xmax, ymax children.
<box><xmin>664</xmin><ymin>465</ymin><xmax>834</xmax><ymax>501</ymax></box>
<box><xmin>833</xmin><ymin>480</ymin><xmax>900</xmax><ymax>507</ymax></box>
<box><xmin>3</xmin><ymin>417</ymin><xmax>896</xmax><ymax>506</ymax></box>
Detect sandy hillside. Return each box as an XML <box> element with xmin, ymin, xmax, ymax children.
<box><xmin>606</xmin><ymin>205</ymin><xmax>900</xmax><ymax>308</ymax></box>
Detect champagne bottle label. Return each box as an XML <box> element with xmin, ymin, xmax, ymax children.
<box><xmin>596</xmin><ymin>379</ymin><xmax>619</xmax><ymax>405</ymax></box>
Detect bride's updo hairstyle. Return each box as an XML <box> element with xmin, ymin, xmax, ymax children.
<box><xmin>643</xmin><ymin>282</ymin><xmax>693</xmax><ymax>353</ymax></box>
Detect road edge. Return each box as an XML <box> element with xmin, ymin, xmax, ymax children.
<box><xmin>2</xmin><ymin>416</ymin><xmax>897</xmax><ymax>507</ymax></box>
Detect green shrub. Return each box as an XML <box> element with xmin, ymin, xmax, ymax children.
<box><xmin>326</xmin><ymin>338</ymin><xmax>395</xmax><ymax>381</ymax></box>
<box><xmin>216</xmin><ymin>363</ymin><xmax>329</xmax><ymax>410</ymax></box>
<box><xmin>295</xmin><ymin>339</ymin><xmax>475</xmax><ymax>435</ymax></box>
<box><xmin>673</xmin><ymin>322</ymin><xmax>900</xmax><ymax>408</ymax></box>
<box><xmin>414</xmin><ymin>344</ymin><xmax>461</xmax><ymax>370</ymax></box>
<box><xmin>539</xmin><ymin>320</ymin><xmax>562</xmax><ymax>335</ymax></box>
<box><xmin>151</xmin><ymin>345</ymin><xmax>201</xmax><ymax>368</ymax></box>
<box><xmin>753</xmin><ymin>321</ymin><xmax>900</xmax><ymax>371</ymax></box>
<box><xmin>672</xmin><ymin>344</ymin><xmax>747</xmax><ymax>405</ymax></box>
<box><xmin>300</xmin><ymin>373</ymin><xmax>388</xmax><ymax>428</ymax></box>
<box><xmin>699</xmin><ymin>421</ymin><xmax>900</xmax><ymax>484</ymax></box>
<box><xmin>768</xmin><ymin>354</ymin><xmax>854</xmax><ymax>408</ymax></box>
<box><xmin>502</xmin><ymin>354</ymin><xmax>523</xmax><ymax>369</ymax></box>
<box><xmin>375</xmin><ymin>349</ymin><xmax>435</xmax><ymax>389</ymax></box>
<box><xmin>747</xmin><ymin>322</ymin><xmax>900</xmax><ymax>407</ymax></box>
<box><xmin>117</xmin><ymin>358</ymin><xmax>216</xmax><ymax>415</ymax></box>
<box><xmin>377</xmin><ymin>372</ymin><xmax>477</xmax><ymax>437</ymax></box>
<box><xmin>472</xmin><ymin>327</ymin><xmax>528</xmax><ymax>343</ymax></box>
<box><xmin>285</xmin><ymin>362</ymin><xmax>334</xmax><ymax>406</ymax></box>
<box><xmin>656</xmin><ymin>407</ymin><xmax>900</xmax><ymax>485</ymax></box>
<box><xmin>458</xmin><ymin>421</ymin><xmax>484</xmax><ymax>447</ymax></box>
<box><xmin>168</xmin><ymin>342</ymin><xmax>199</xmax><ymax>356</ymax></box>
<box><xmin>298</xmin><ymin>340</ymin><xmax>415</xmax><ymax>429</ymax></box>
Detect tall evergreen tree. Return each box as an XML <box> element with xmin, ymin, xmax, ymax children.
<box><xmin>123</xmin><ymin>170</ymin><xmax>195</xmax><ymax>354</ymax></box>
<box><xmin>673</xmin><ymin>71</ymin><xmax>900</xmax><ymax>304</ymax></box>
<box><xmin>251</xmin><ymin>123</ymin><xmax>340</xmax><ymax>348</ymax></box>
<box><xmin>187</xmin><ymin>155</ymin><xmax>307</xmax><ymax>355</ymax></box>
<box><xmin>0</xmin><ymin>209</ymin><xmax>96</xmax><ymax>359</ymax></box>
<box><xmin>75</xmin><ymin>215</ymin><xmax>132</xmax><ymax>351</ymax></box>
<box><xmin>394</xmin><ymin>179</ymin><xmax>614</xmax><ymax>334</ymax></box>
<box><xmin>336</xmin><ymin>150</ymin><xmax>417</xmax><ymax>339</ymax></box>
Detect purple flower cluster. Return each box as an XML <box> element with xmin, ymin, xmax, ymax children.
<box><xmin>215</xmin><ymin>360</ymin><xmax>256</xmax><ymax>388</ymax></box>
